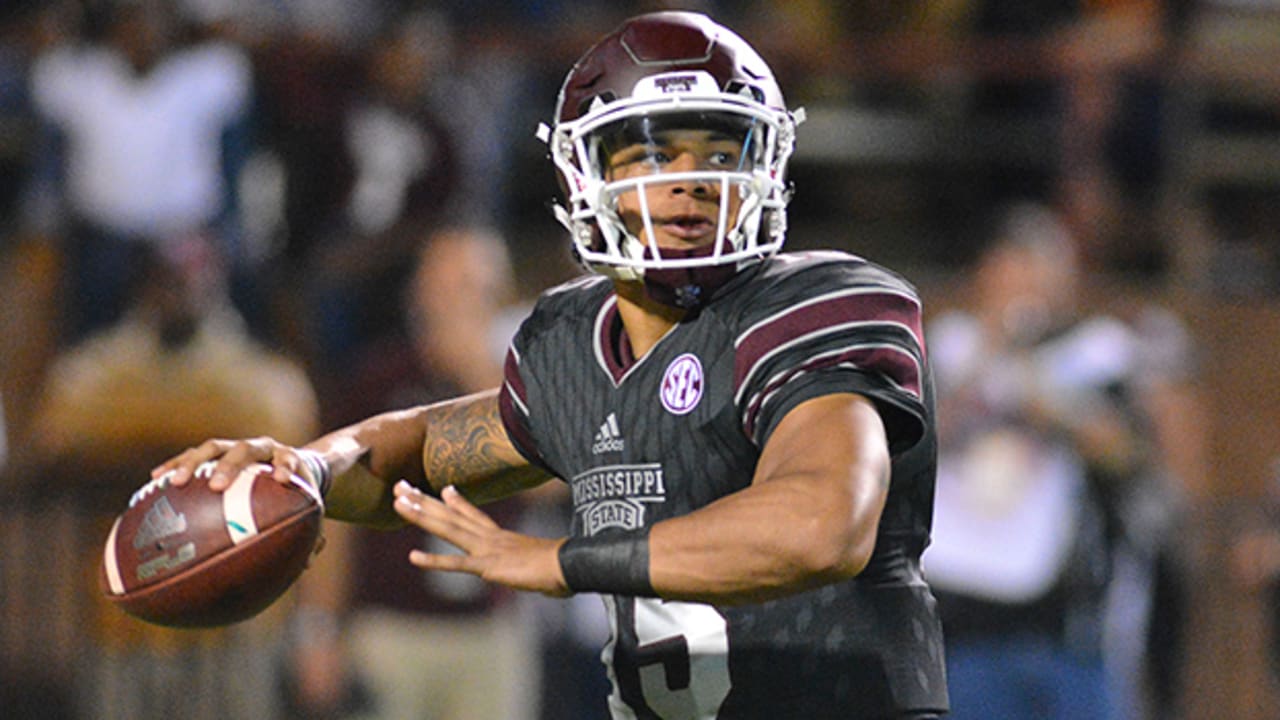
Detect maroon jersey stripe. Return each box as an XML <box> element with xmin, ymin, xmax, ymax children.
<box><xmin>593</xmin><ymin>295</ymin><xmax>632</xmax><ymax>385</ymax></box>
<box><xmin>499</xmin><ymin>348</ymin><xmax>541</xmax><ymax>464</ymax></box>
<box><xmin>741</xmin><ymin>345</ymin><xmax>923</xmax><ymax>440</ymax></box>
<box><xmin>734</xmin><ymin>288</ymin><xmax>924</xmax><ymax>398</ymax></box>
<box><xmin>503</xmin><ymin>347</ymin><xmax>528</xmax><ymax>404</ymax></box>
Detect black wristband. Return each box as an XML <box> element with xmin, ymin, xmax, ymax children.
<box><xmin>558</xmin><ymin>528</ymin><xmax>656</xmax><ymax>597</ymax></box>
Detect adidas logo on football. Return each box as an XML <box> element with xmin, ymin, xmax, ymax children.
<box><xmin>133</xmin><ymin>496</ymin><xmax>188</xmax><ymax>551</ymax></box>
<box><xmin>591</xmin><ymin>413</ymin><xmax>625</xmax><ymax>454</ymax></box>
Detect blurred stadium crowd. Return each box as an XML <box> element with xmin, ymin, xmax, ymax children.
<box><xmin>0</xmin><ymin>1</ymin><xmax>1278</xmax><ymax>719</ymax></box>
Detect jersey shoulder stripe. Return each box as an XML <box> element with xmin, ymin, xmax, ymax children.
<box><xmin>716</xmin><ymin>252</ymin><xmax>928</xmax><ymax>445</ymax></box>
<box><xmin>734</xmin><ymin>287</ymin><xmax>925</xmax><ymax>401</ymax></box>
<box><xmin>730</xmin><ymin>252</ymin><xmax>924</xmax><ymax>381</ymax></box>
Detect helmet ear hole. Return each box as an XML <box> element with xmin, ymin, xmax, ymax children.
<box><xmin>725</xmin><ymin>81</ymin><xmax>765</xmax><ymax>104</ymax></box>
<box><xmin>578</xmin><ymin>92</ymin><xmax>616</xmax><ymax>118</ymax></box>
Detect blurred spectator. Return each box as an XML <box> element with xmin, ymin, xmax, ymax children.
<box><xmin>0</xmin><ymin>0</ymin><xmax>57</xmax><ymax>241</ymax></box>
<box><xmin>288</xmin><ymin>226</ymin><xmax>541</xmax><ymax>720</ymax></box>
<box><xmin>246</xmin><ymin>7</ymin><xmax>462</xmax><ymax>377</ymax></box>
<box><xmin>21</xmin><ymin>230</ymin><xmax>319</xmax><ymax>720</ymax></box>
<box><xmin>0</xmin><ymin>0</ymin><xmax>16</xmax><ymax>459</ymax></box>
<box><xmin>922</xmin><ymin>202</ymin><xmax>1189</xmax><ymax>720</ymax></box>
<box><xmin>25</xmin><ymin>0</ymin><xmax>255</xmax><ymax>344</ymax></box>
<box><xmin>1231</xmin><ymin>461</ymin><xmax>1280</xmax><ymax>691</ymax></box>
<box><xmin>244</xmin><ymin>3</ymin><xmax>365</xmax><ymax>273</ymax></box>
<box><xmin>297</xmin><ymin>9</ymin><xmax>462</xmax><ymax>375</ymax></box>
<box><xmin>0</xmin><ymin>1</ymin><xmax>81</xmax><ymax>443</ymax></box>
<box><xmin>964</xmin><ymin>0</ymin><xmax>1180</xmax><ymax>273</ymax></box>
<box><xmin>28</xmin><ymin>232</ymin><xmax>317</xmax><ymax>460</ymax></box>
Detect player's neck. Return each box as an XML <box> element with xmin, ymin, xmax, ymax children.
<box><xmin>613</xmin><ymin>280</ymin><xmax>686</xmax><ymax>358</ymax></box>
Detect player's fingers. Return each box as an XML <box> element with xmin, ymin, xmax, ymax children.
<box><xmin>150</xmin><ymin>444</ymin><xmax>200</xmax><ymax>482</ymax></box>
<box><xmin>269</xmin><ymin>447</ymin><xmax>308</xmax><ymax>486</ymax></box>
<box><xmin>151</xmin><ymin>455</ymin><xmax>188</xmax><ymax>483</ymax></box>
<box><xmin>393</xmin><ymin>479</ymin><xmax>423</xmax><ymax>500</ymax></box>
<box><xmin>154</xmin><ymin>438</ymin><xmax>234</xmax><ymax>485</ymax></box>
<box><xmin>393</xmin><ymin>485</ymin><xmax>480</xmax><ymax>546</ymax></box>
<box><xmin>207</xmin><ymin>437</ymin><xmax>275</xmax><ymax>491</ymax></box>
<box><xmin>406</xmin><ymin>549</ymin><xmax>475</xmax><ymax>575</ymax></box>
<box><xmin>440</xmin><ymin>485</ymin><xmax>499</xmax><ymax>529</ymax></box>
<box><xmin>406</xmin><ymin>485</ymin><xmax>497</xmax><ymax>542</ymax></box>
<box><xmin>392</xmin><ymin>480</ymin><xmax>434</xmax><ymax>518</ymax></box>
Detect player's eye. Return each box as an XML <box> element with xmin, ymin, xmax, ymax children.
<box><xmin>707</xmin><ymin>150</ymin><xmax>738</xmax><ymax>168</ymax></box>
<box><xmin>645</xmin><ymin>148</ymin><xmax>674</xmax><ymax>165</ymax></box>
<box><xmin>609</xmin><ymin>145</ymin><xmax>666</xmax><ymax>171</ymax></box>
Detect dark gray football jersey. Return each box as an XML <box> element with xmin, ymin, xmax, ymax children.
<box><xmin>500</xmin><ymin>251</ymin><xmax>947</xmax><ymax>719</ymax></box>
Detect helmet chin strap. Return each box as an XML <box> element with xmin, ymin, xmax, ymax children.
<box><xmin>639</xmin><ymin>242</ymin><xmax>741</xmax><ymax>310</ymax></box>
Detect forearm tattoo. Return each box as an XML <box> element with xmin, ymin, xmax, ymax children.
<box><xmin>422</xmin><ymin>394</ymin><xmax>544</xmax><ymax>500</ymax></box>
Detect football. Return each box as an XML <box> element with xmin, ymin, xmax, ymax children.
<box><xmin>100</xmin><ymin>461</ymin><xmax>323</xmax><ymax>628</ymax></box>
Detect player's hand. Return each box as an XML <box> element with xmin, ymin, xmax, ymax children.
<box><xmin>151</xmin><ymin>437</ymin><xmax>312</xmax><ymax>492</ymax></box>
<box><xmin>393</xmin><ymin>481</ymin><xmax>571</xmax><ymax>597</ymax></box>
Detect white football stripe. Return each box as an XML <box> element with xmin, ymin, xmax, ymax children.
<box><xmin>103</xmin><ymin>517</ymin><xmax>125</xmax><ymax>595</ymax></box>
<box><xmin>223</xmin><ymin>466</ymin><xmax>262</xmax><ymax>545</ymax></box>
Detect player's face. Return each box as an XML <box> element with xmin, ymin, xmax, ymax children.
<box><xmin>605</xmin><ymin>129</ymin><xmax>746</xmax><ymax>252</ymax></box>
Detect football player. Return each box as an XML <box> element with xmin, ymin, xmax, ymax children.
<box><xmin>156</xmin><ymin>11</ymin><xmax>949</xmax><ymax>719</ymax></box>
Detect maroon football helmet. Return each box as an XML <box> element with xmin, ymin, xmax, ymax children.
<box><xmin>539</xmin><ymin>11</ymin><xmax>803</xmax><ymax>306</ymax></box>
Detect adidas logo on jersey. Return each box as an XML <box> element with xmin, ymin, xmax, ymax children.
<box><xmin>592</xmin><ymin>413</ymin><xmax>625</xmax><ymax>454</ymax></box>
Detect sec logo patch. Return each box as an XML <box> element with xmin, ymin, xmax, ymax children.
<box><xmin>661</xmin><ymin>353</ymin><xmax>703</xmax><ymax>415</ymax></box>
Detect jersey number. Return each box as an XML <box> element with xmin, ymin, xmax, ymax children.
<box><xmin>611</xmin><ymin>597</ymin><xmax>731</xmax><ymax>719</ymax></box>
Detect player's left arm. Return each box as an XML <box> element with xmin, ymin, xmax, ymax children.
<box><xmin>645</xmin><ymin>391</ymin><xmax>889</xmax><ymax>604</ymax></box>
<box><xmin>394</xmin><ymin>390</ymin><xmax>890</xmax><ymax>603</ymax></box>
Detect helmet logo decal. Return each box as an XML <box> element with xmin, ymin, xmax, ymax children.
<box><xmin>661</xmin><ymin>353</ymin><xmax>704</xmax><ymax>415</ymax></box>
<box><xmin>633</xmin><ymin>71</ymin><xmax>721</xmax><ymax>100</ymax></box>
<box><xmin>655</xmin><ymin>74</ymin><xmax>699</xmax><ymax>93</ymax></box>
